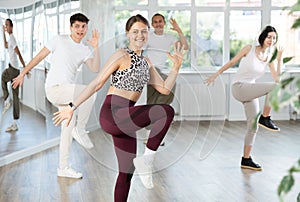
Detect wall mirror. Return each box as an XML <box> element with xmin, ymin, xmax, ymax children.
<box><xmin>0</xmin><ymin>0</ymin><xmax>81</xmax><ymax>166</ymax></box>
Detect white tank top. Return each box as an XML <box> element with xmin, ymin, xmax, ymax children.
<box><xmin>233</xmin><ymin>46</ymin><xmax>269</xmax><ymax>84</ymax></box>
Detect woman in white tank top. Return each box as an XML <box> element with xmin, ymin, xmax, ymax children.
<box><xmin>205</xmin><ymin>25</ymin><xmax>284</xmax><ymax>171</ymax></box>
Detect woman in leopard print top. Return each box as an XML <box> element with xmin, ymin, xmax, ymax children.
<box><xmin>110</xmin><ymin>47</ymin><xmax>150</xmax><ymax>92</ymax></box>
<box><xmin>53</xmin><ymin>14</ymin><xmax>186</xmax><ymax>202</ymax></box>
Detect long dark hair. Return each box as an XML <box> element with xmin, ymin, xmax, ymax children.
<box><xmin>258</xmin><ymin>25</ymin><xmax>278</xmax><ymax>46</ymax></box>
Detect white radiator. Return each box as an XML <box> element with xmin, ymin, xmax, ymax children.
<box><xmin>179</xmin><ymin>83</ymin><xmax>226</xmax><ymax>116</ymax></box>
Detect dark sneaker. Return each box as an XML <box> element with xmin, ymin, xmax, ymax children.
<box><xmin>258</xmin><ymin>115</ymin><xmax>280</xmax><ymax>132</ymax></box>
<box><xmin>241</xmin><ymin>156</ymin><xmax>262</xmax><ymax>171</ymax></box>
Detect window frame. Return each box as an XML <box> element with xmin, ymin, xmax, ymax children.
<box><xmin>114</xmin><ymin>0</ymin><xmax>297</xmax><ymax>69</ymax></box>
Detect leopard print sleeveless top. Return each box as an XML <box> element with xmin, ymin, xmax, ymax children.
<box><xmin>111</xmin><ymin>48</ymin><xmax>150</xmax><ymax>92</ymax></box>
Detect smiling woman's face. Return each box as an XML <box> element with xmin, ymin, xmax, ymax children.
<box><xmin>263</xmin><ymin>32</ymin><xmax>277</xmax><ymax>48</ymax></box>
<box><xmin>126</xmin><ymin>21</ymin><xmax>149</xmax><ymax>49</ymax></box>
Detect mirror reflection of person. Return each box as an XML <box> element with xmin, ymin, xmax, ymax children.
<box><xmin>1</xmin><ymin>18</ymin><xmax>27</xmax><ymax>132</ymax></box>
<box><xmin>205</xmin><ymin>25</ymin><xmax>284</xmax><ymax>171</ymax></box>
<box><xmin>53</xmin><ymin>14</ymin><xmax>186</xmax><ymax>201</ymax></box>
<box><xmin>12</xmin><ymin>13</ymin><xmax>101</xmax><ymax>179</ymax></box>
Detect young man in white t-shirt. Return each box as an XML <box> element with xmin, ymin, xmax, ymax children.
<box><xmin>12</xmin><ymin>13</ymin><xmax>101</xmax><ymax>179</ymax></box>
<box><xmin>2</xmin><ymin>19</ymin><xmax>26</xmax><ymax>132</ymax></box>
<box><xmin>146</xmin><ymin>13</ymin><xmax>188</xmax><ymax>105</ymax></box>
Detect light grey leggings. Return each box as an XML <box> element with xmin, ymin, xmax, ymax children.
<box><xmin>232</xmin><ymin>82</ymin><xmax>276</xmax><ymax>146</ymax></box>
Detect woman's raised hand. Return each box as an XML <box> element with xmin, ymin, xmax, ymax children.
<box><xmin>167</xmin><ymin>42</ymin><xmax>187</xmax><ymax>70</ymax></box>
<box><xmin>53</xmin><ymin>106</ymin><xmax>74</xmax><ymax>127</ymax></box>
<box><xmin>204</xmin><ymin>73</ymin><xmax>219</xmax><ymax>86</ymax></box>
<box><xmin>276</xmin><ymin>45</ymin><xmax>284</xmax><ymax>61</ymax></box>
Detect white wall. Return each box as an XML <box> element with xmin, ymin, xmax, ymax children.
<box><xmin>80</xmin><ymin>0</ymin><xmax>114</xmax><ymax>131</ymax></box>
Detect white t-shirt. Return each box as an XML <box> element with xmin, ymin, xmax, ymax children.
<box><xmin>8</xmin><ymin>33</ymin><xmax>19</xmax><ymax>69</ymax></box>
<box><xmin>45</xmin><ymin>35</ymin><xmax>92</xmax><ymax>88</ymax></box>
<box><xmin>145</xmin><ymin>31</ymin><xmax>177</xmax><ymax>69</ymax></box>
<box><xmin>232</xmin><ymin>45</ymin><xmax>268</xmax><ymax>84</ymax></box>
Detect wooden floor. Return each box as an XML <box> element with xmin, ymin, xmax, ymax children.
<box><xmin>0</xmin><ymin>98</ymin><xmax>59</xmax><ymax>157</ymax></box>
<box><xmin>0</xmin><ymin>120</ymin><xmax>299</xmax><ymax>202</ymax></box>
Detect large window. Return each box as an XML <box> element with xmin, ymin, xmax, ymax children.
<box><xmin>196</xmin><ymin>12</ymin><xmax>223</xmax><ymax>67</ymax></box>
<box><xmin>229</xmin><ymin>10</ymin><xmax>261</xmax><ymax>66</ymax></box>
<box><xmin>230</xmin><ymin>0</ymin><xmax>261</xmax><ymax>7</ymax></box>
<box><xmin>33</xmin><ymin>12</ymin><xmax>46</xmax><ymax>57</ymax></box>
<box><xmin>0</xmin><ymin>11</ymin><xmax>9</xmax><ymax>72</ymax></box>
<box><xmin>195</xmin><ymin>0</ymin><xmax>225</xmax><ymax>7</ymax></box>
<box><xmin>114</xmin><ymin>0</ymin><xmax>299</xmax><ymax>69</ymax></box>
<box><xmin>158</xmin><ymin>0</ymin><xmax>191</xmax><ymax>6</ymax></box>
<box><xmin>272</xmin><ymin>0</ymin><xmax>298</xmax><ymax>7</ymax></box>
<box><xmin>271</xmin><ymin>10</ymin><xmax>300</xmax><ymax>64</ymax></box>
<box><xmin>45</xmin><ymin>2</ymin><xmax>58</xmax><ymax>41</ymax></box>
<box><xmin>23</xmin><ymin>18</ymin><xmax>32</xmax><ymax>63</ymax></box>
<box><xmin>115</xmin><ymin>0</ymin><xmax>147</xmax><ymax>6</ymax></box>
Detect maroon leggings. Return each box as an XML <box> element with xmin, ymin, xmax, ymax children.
<box><xmin>99</xmin><ymin>94</ymin><xmax>174</xmax><ymax>202</ymax></box>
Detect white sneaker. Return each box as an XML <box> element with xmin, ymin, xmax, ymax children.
<box><xmin>72</xmin><ymin>127</ymin><xmax>94</xmax><ymax>149</ymax></box>
<box><xmin>2</xmin><ymin>100</ymin><xmax>11</xmax><ymax>115</ymax></box>
<box><xmin>57</xmin><ymin>167</ymin><xmax>83</xmax><ymax>179</ymax></box>
<box><xmin>5</xmin><ymin>124</ymin><xmax>18</xmax><ymax>132</ymax></box>
<box><xmin>133</xmin><ymin>156</ymin><xmax>154</xmax><ymax>189</ymax></box>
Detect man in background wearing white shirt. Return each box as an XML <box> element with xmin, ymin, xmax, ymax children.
<box><xmin>146</xmin><ymin>13</ymin><xmax>188</xmax><ymax>105</ymax></box>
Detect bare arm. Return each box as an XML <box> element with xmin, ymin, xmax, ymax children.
<box><xmin>170</xmin><ymin>18</ymin><xmax>189</xmax><ymax>50</ymax></box>
<box><xmin>12</xmin><ymin>47</ymin><xmax>50</xmax><ymax>88</ymax></box>
<box><xmin>53</xmin><ymin>50</ymin><xmax>124</xmax><ymax>126</ymax></box>
<box><xmin>84</xmin><ymin>29</ymin><xmax>101</xmax><ymax>73</ymax></box>
<box><xmin>2</xmin><ymin>25</ymin><xmax>8</xmax><ymax>49</ymax></box>
<box><xmin>14</xmin><ymin>46</ymin><xmax>26</xmax><ymax>67</ymax></box>
<box><xmin>268</xmin><ymin>46</ymin><xmax>284</xmax><ymax>82</ymax></box>
<box><xmin>73</xmin><ymin>50</ymin><xmax>122</xmax><ymax>107</ymax></box>
<box><xmin>148</xmin><ymin>42</ymin><xmax>186</xmax><ymax>95</ymax></box>
<box><xmin>205</xmin><ymin>45</ymin><xmax>252</xmax><ymax>85</ymax></box>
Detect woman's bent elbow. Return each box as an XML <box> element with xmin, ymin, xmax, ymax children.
<box><xmin>161</xmin><ymin>90</ymin><xmax>171</xmax><ymax>95</ymax></box>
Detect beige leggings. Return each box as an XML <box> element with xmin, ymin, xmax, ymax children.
<box><xmin>232</xmin><ymin>82</ymin><xmax>276</xmax><ymax>146</ymax></box>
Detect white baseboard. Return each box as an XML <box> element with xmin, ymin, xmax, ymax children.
<box><xmin>0</xmin><ymin>137</ymin><xmax>60</xmax><ymax>167</ymax></box>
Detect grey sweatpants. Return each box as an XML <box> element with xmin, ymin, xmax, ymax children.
<box><xmin>232</xmin><ymin>82</ymin><xmax>276</xmax><ymax>146</ymax></box>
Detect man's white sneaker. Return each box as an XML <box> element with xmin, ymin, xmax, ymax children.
<box><xmin>72</xmin><ymin>127</ymin><xmax>94</xmax><ymax>149</ymax></box>
<box><xmin>57</xmin><ymin>167</ymin><xmax>83</xmax><ymax>179</ymax></box>
<box><xmin>133</xmin><ymin>156</ymin><xmax>154</xmax><ymax>189</ymax></box>
<box><xmin>2</xmin><ymin>100</ymin><xmax>11</xmax><ymax>115</ymax></box>
<box><xmin>5</xmin><ymin>124</ymin><xmax>18</xmax><ymax>132</ymax></box>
